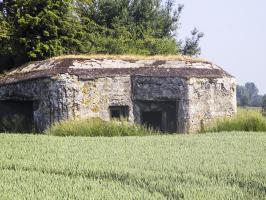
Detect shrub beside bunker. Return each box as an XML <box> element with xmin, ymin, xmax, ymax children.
<box><xmin>47</xmin><ymin>118</ymin><xmax>157</xmax><ymax>137</ymax></box>
<box><xmin>201</xmin><ymin>108</ymin><xmax>266</xmax><ymax>133</ymax></box>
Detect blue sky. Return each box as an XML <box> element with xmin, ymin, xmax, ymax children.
<box><xmin>177</xmin><ymin>0</ymin><xmax>266</xmax><ymax>94</ymax></box>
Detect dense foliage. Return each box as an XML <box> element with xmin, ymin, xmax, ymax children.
<box><xmin>0</xmin><ymin>133</ymin><xmax>265</xmax><ymax>199</ymax></box>
<box><xmin>237</xmin><ymin>82</ymin><xmax>266</xmax><ymax>107</ymax></box>
<box><xmin>0</xmin><ymin>0</ymin><xmax>203</xmax><ymax>72</ymax></box>
<box><xmin>0</xmin><ymin>14</ymin><xmax>9</xmax><ymax>40</ymax></box>
<box><xmin>0</xmin><ymin>0</ymin><xmax>89</xmax><ymax>68</ymax></box>
<box><xmin>47</xmin><ymin>118</ymin><xmax>157</xmax><ymax>137</ymax></box>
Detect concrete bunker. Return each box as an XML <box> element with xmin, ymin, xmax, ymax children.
<box><xmin>0</xmin><ymin>56</ymin><xmax>237</xmax><ymax>133</ymax></box>
<box><xmin>0</xmin><ymin>100</ymin><xmax>35</xmax><ymax>132</ymax></box>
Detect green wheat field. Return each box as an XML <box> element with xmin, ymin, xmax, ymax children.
<box><xmin>0</xmin><ymin>132</ymin><xmax>265</xmax><ymax>199</ymax></box>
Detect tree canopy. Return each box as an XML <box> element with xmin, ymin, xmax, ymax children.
<box><xmin>0</xmin><ymin>15</ymin><xmax>9</xmax><ymax>40</ymax></box>
<box><xmin>0</xmin><ymin>0</ymin><xmax>203</xmax><ymax>71</ymax></box>
<box><xmin>237</xmin><ymin>82</ymin><xmax>265</xmax><ymax>107</ymax></box>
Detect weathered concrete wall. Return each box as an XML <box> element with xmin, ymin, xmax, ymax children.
<box><xmin>78</xmin><ymin>76</ymin><xmax>134</xmax><ymax>122</ymax></box>
<box><xmin>0</xmin><ymin>74</ymin><xmax>82</xmax><ymax>132</ymax></box>
<box><xmin>46</xmin><ymin>74</ymin><xmax>83</xmax><ymax>126</ymax></box>
<box><xmin>132</xmin><ymin>76</ymin><xmax>187</xmax><ymax>101</ymax></box>
<box><xmin>0</xmin><ymin>73</ymin><xmax>237</xmax><ymax>134</ymax></box>
<box><xmin>0</xmin><ymin>75</ymin><xmax>134</xmax><ymax>132</ymax></box>
<box><xmin>0</xmin><ymin>79</ymin><xmax>52</xmax><ymax>131</ymax></box>
<box><xmin>0</xmin><ymin>56</ymin><xmax>236</xmax><ymax>133</ymax></box>
<box><xmin>132</xmin><ymin>76</ymin><xmax>190</xmax><ymax>133</ymax></box>
<box><xmin>187</xmin><ymin>77</ymin><xmax>237</xmax><ymax>133</ymax></box>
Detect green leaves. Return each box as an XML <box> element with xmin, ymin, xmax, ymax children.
<box><xmin>182</xmin><ymin>28</ymin><xmax>204</xmax><ymax>56</ymax></box>
<box><xmin>1</xmin><ymin>0</ymin><xmax>81</xmax><ymax>60</ymax></box>
<box><xmin>0</xmin><ymin>14</ymin><xmax>13</xmax><ymax>56</ymax></box>
<box><xmin>0</xmin><ymin>12</ymin><xmax>10</xmax><ymax>41</ymax></box>
<box><xmin>0</xmin><ymin>20</ymin><xmax>10</xmax><ymax>40</ymax></box>
<box><xmin>81</xmin><ymin>0</ymin><xmax>183</xmax><ymax>55</ymax></box>
<box><xmin>0</xmin><ymin>0</ymin><xmax>204</xmax><ymax>71</ymax></box>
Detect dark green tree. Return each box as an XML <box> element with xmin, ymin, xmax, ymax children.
<box><xmin>0</xmin><ymin>0</ymin><xmax>91</xmax><ymax>67</ymax></box>
<box><xmin>0</xmin><ymin>14</ymin><xmax>9</xmax><ymax>39</ymax></box>
<box><xmin>237</xmin><ymin>82</ymin><xmax>264</xmax><ymax>107</ymax></box>
<box><xmin>0</xmin><ymin>0</ymin><xmax>204</xmax><ymax>71</ymax></box>
<box><xmin>3</xmin><ymin>0</ymin><xmax>89</xmax><ymax>59</ymax></box>
<box><xmin>0</xmin><ymin>16</ymin><xmax>9</xmax><ymax>40</ymax></box>
<box><xmin>182</xmin><ymin>28</ymin><xmax>204</xmax><ymax>56</ymax></box>
<box><xmin>80</xmin><ymin>0</ymin><xmax>184</xmax><ymax>55</ymax></box>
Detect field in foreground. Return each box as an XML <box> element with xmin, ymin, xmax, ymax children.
<box><xmin>0</xmin><ymin>133</ymin><xmax>265</xmax><ymax>200</ymax></box>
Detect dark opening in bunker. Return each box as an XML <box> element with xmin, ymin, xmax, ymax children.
<box><xmin>0</xmin><ymin>100</ymin><xmax>35</xmax><ymax>133</ymax></box>
<box><xmin>139</xmin><ymin>101</ymin><xmax>178</xmax><ymax>133</ymax></box>
<box><xmin>142</xmin><ymin>111</ymin><xmax>162</xmax><ymax>131</ymax></box>
<box><xmin>109</xmin><ymin>106</ymin><xmax>129</xmax><ymax>121</ymax></box>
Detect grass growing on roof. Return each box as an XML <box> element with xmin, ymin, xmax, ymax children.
<box><xmin>201</xmin><ymin>107</ymin><xmax>266</xmax><ymax>133</ymax></box>
<box><xmin>52</xmin><ymin>54</ymin><xmax>210</xmax><ymax>63</ymax></box>
<box><xmin>47</xmin><ymin>118</ymin><xmax>157</xmax><ymax>137</ymax></box>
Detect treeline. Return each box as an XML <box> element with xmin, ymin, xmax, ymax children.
<box><xmin>0</xmin><ymin>0</ymin><xmax>203</xmax><ymax>72</ymax></box>
<box><xmin>237</xmin><ymin>82</ymin><xmax>266</xmax><ymax>108</ymax></box>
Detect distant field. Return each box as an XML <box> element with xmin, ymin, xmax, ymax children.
<box><xmin>0</xmin><ymin>133</ymin><xmax>265</xmax><ymax>199</ymax></box>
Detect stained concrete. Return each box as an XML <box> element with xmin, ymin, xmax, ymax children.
<box><xmin>0</xmin><ymin>57</ymin><xmax>237</xmax><ymax>133</ymax></box>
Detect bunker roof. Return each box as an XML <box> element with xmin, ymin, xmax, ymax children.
<box><xmin>0</xmin><ymin>55</ymin><xmax>233</xmax><ymax>85</ymax></box>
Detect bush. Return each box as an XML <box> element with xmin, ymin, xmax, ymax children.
<box><xmin>201</xmin><ymin>108</ymin><xmax>266</xmax><ymax>133</ymax></box>
<box><xmin>46</xmin><ymin>118</ymin><xmax>157</xmax><ymax>137</ymax></box>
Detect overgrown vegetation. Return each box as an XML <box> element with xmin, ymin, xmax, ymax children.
<box><xmin>47</xmin><ymin>118</ymin><xmax>156</xmax><ymax>137</ymax></box>
<box><xmin>201</xmin><ymin>108</ymin><xmax>266</xmax><ymax>133</ymax></box>
<box><xmin>0</xmin><ymin>132</ymin><xmax>265</xmax><ymax>199</ymax></box>
<box><xmin>0</xmin><ymin>0</ymin><xmax>203</xmax><ymax>72</ymax></box>
<box><xmin>53</xmin><ymin>54</ymin><xmax>209</xmax><ymax>63</ymax></box>
<box><xmin>47</xmin><ymin>107</ymin><xmax>266</xmax><ymax>137</ymax></box>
